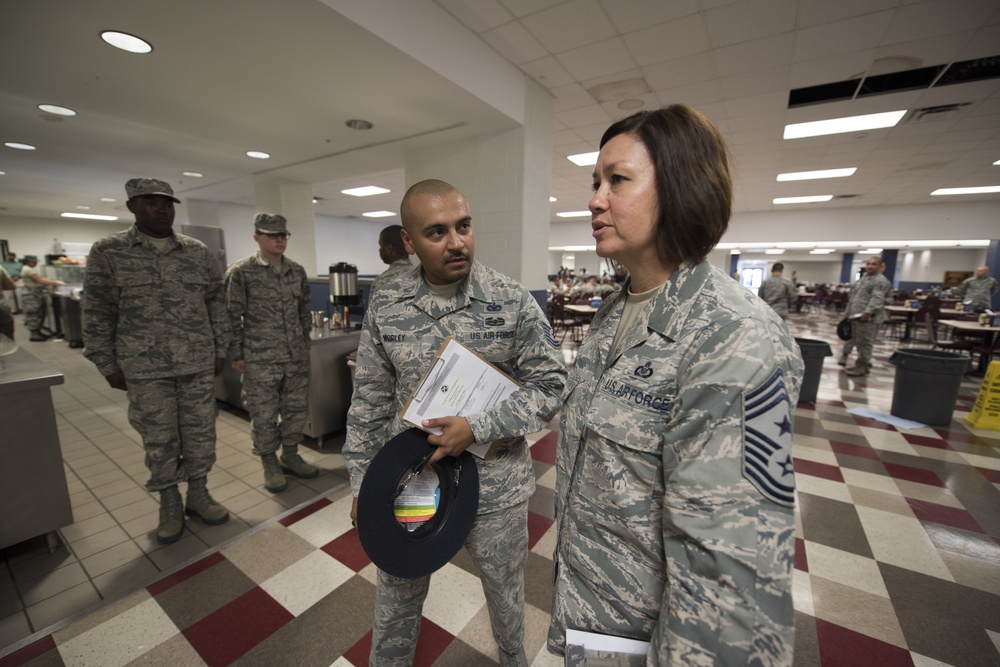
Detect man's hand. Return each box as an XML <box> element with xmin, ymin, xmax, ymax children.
<box><xmin>214</xmin><ymin>357</ymin><xmax>226</xmax><ymax>376</ymax></box>
<box><xmin>859</xmin><ymin>312</ymin><xmax>871</xmax><ymax>322</ymax></box>
<box><xmin>232</xmin><ymin>359</ymin><xmax>246</xmax><ymax>373</ymax></box>
<box><xmin>105</xmin><ymin>371</ymin><xmax>127</xmax><ymax>391</ymax></box>
<box><xmin>423</xmin><ymin>416</ymin><xmax>475</xmax><ymax>464</ymax></box>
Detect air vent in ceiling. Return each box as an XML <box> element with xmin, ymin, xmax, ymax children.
<box><xmin>936</xmin><ymin>56</ymin><xmax>1000</xmax><ymax>86</ymax></box>
<box><xmin>833</xmin><ymin>194</ymin><xmax>860</xmax><ymax>199</ymax></box>
<box><xmin>904</xmin><ymin>102</ymin><xmax>971</xmax><ymax>123</ymax></box>
<box><xmin>858</xmin><ymin>65</ymin><xmax>944</xmax><ymax>97</ymax></box>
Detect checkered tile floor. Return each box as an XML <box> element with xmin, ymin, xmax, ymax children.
<box><xmin>2</xmin><ymin>309</ymin><xmax>999</xmax><ymax>666</ymax></box>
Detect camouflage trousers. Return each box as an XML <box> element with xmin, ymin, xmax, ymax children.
<box><xmin>126</xmin><ymin>371</ymin><xmax>218</xmax><ymax>492</ymax></box>
<box><xmin>0</xmin><ymin>298</ymin><xmax>12</xmax><ymax>340</ymax></box>
<box><xmin>850</xmin><ymin>317</ymin><xmax>881</xmax><ymax>366</ymax></box>
<box><xmin>370</xmin><ymin>500</ymin><xmax>530</xmax><ymax>667</ymax></box>
<box><xmin>241</xmin><ymin>358</ymin><xmax>309</xmax><ymax>456</ymax></box>
<box><xmin>21</xmin><ymin>290</ymin><xmax>47</xmax><ymax>332</ymax></box>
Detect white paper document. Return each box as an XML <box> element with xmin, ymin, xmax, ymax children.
<box><xmin>565</xmin><ymin>629</ymin><xmax>650</xmax><ymax>655</ymax></box>
<box><xmin>400</xmin><ymin>337</ymin><xmax>520</xmax><ymax>459</ymax></box>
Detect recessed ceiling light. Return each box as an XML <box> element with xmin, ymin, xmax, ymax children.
<box><xmin>783</xmin><ymin>110</ymin><xmax>906</xmax><ymax>139</ymax></box>
<box><xmin>37</xmin><ymin>104</ymin><xmax>77</xmax><ymax>116</ymax></box>
<box><xmin>809</xmin><ymin>249</ymin><xmax>836</xmax><ymax>254</ymax></box>
<box><xmin>930</xmin><ymin>186</ymin><xmax>1000</xmax><ymax>195</ymax></box>
<box><xmin>993</xmin><ymin>159</ymin><xmax>1000</xmax><ymax>165</ymax></box>
<box><xmin>858</xmin><ymin>248</ymin><xmax>883</xmax><ymax>254</ymax></box>
<box><xmin>345</xmin><ymin>119</ymin><xmax>374</xmax><ymax>130</ymax></box>
<box><xmin>730</xmin><ymin>249</ymin><xmax>741</xmax><ymax>255</ymax></box>
<box><xmin>567</xmin><ymin>152</ymin><xmax>599</xmax><ymax>167</ymax></box>
<box><xmin>764</xmin><ymin>249</ymin><xmax>785</xmax><ymax>254</ymax></box>
<box><xmin>549</xmin><ymin>196</ymin><xmax>557</xmax><ymax>202</ymax></box>
<box><xmin>61</xmin><ymin>212</ymin><xmax>119</xmax><ymax>221</ymax></box>
<box><xmin>100</xmin><ymin>30</ymin><xmax>152</xmax><ymax>54</ymax></box>
<box><xmin>556</xmin><ymin>211</ymin><xmax>590</xmax><ymax>218</ymax></box>
<box><xmin>773</xmin><ymin>195</ymin><xmax>833</xmax><ymax>204</ymax></box>
<box><xmin>246</xmin><ymin>151</ymin><xmax>270</xmax><ymax>159</ymax></box>
<box><xmin>182</xmin><ymin>171</ymin><xmax>203</xmax><ymax>178</ymax></box>
<box><xmin>777</xmin><ymin>168</ymin><xmax>857</xmax><ymax>181</ymax></box>
<box><xmin>342</xmin><ymin>186</ymin><xmax>390</xmax><ymax>197</ymax></box>
<box><xmin>0</xmin><ymin>171</ymin><xmax>5</xmax><ymax>176</ymax></box>
<box><xmin>617</xmin><ymin>98</ymin><xmax>645</xmax><ymax>110</ymax></box>
<box><xmin>362</xmin><ymin>211</ymin><xmax>395</xmax><ymax>218</ymax></box>
<box><xmin>4</xmin><ymin>142</ymin><xmax>36</xmax><ymax>150</ymax></box>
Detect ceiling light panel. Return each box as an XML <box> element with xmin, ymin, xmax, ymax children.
<box><xmin>100</xmin><ymin>31</ymin><xmax>152</xmax><ymax>53</ymax></box>
<box><xmin>777</xmin><ymin>168</ymin><xmax>856</xmax><ymax>181</ymax></box>
<box><xmin>783</xmin><ymin>110</ymin><xmax>906</xmax><ymax>139</ymax></box>
<box><xmin>342</xmin><ymin>186</ymin><xmax>390</xmax><ymax>197</ymax></box>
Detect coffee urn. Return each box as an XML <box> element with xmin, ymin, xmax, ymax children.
<box><xmin>329</xmin><ymin>262</ymin><xmax>359</xmax><ymax>328</ymax></box>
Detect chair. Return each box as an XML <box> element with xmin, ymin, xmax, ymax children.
<box><xmin>970</xmin><ymin>332</ymin><xmax>1000</xmax><ymax>373</ymax></box>
<box><xmin>926</xmin><ymin>317</ymin><xmax>975</xmax><ymax>355</ymax></box>
<box><xmin>548</xmin><ymin>297</ymin><xmax>581</xmax><ymax>344</ymax></box>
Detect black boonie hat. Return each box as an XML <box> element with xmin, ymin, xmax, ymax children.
<box><xmin>357</xmin><ymin>428</ymin><xmax>479</xmax><ymax>579</ymax></box>
<box><xmin>837</xmin><ymin>318</ymin><xmax>853</xmax><ymax>341</ymax></box>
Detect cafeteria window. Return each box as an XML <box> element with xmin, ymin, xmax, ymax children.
<box><xmin>739</xmin><ymin>261</ymin><xmax>767</xmax><ymax>290</ymax></box>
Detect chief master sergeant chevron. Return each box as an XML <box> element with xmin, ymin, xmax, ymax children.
<box><xmin>344</xmin><ymin>179</ymin><xmax>568</xmax><ymax>667</ymax></box>
<box><xmin>82</xmin><ymin>178</ymin><xmax>232</xmax><ymax>546</ymax></box>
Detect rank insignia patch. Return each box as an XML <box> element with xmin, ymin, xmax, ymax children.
<box><xmin>742</xmin><ymin>368</ymin><xmax>795</xmax><ymax>506</ymax></box>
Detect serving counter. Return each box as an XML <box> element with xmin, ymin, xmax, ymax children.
<box><xmin>214</xmin><ymin>326</ymin><xmax>361</xmax><ymax>446</ymax></box>
<box><xmin>0</xmin><ymin>336</ymin><xmax>73</xmax><ymax>551</ymax></box>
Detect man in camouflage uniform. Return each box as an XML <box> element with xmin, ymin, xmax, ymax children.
<box><xmin>371</xmin><ymin>223</ymin><xmax>413</xmax><ymax>293</ymax></box>
<box><xmin>758</xmin><ymin>261</ymin><xmax>796</xmax><ymax>320</ymax></box>
<box><xmin>20</xmin><ymin>255</ymin><xmax>66</xmax><ymax>341</ymax></box>
<box><xmin>344</xmin><ymin>179</ymin><xmax>567</xmax><ymax>667</ymax></box>
<box><xmin>83</xmin><ymin>178</ymin><xmax>231</xmax><ymax>544</ymax></box>
<box><xmin>957</xmin><ymin>265</ymin><xmax>999</xmax><ymax>311</ymax></box>
<box><xmin>0</xmin><ymin>266</ymin><xmax>15</xmax><ymax>340</ymax></box>
<box><xmin>841</xmin><ymin>255</ymin><xmax>892</xmax><ymax>376</ymax></box>
<box><xmin>224</xmin><ymin>213</ymin><xmax>317</xmax><ymax>493</ymax></box>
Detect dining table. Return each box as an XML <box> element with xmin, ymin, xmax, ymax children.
<box><xmin>884</xmin><ymin>306</ymin><xmax>966</xmax><ymax>342</ymax></box>
<box><xmin>936</xmin><ymin>319</ymin><xmax>1000</xmax><ymax>375</ymax></box>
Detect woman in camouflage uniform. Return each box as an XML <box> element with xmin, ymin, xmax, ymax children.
<box><xmin>548</xmin><ymin>105</ymin><xmax>804</xmax><ymax>666</ymax></box>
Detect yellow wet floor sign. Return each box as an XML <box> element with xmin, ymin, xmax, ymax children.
<box><xmin>964</xmin><ymin>360</ymin><xmax>1000</xmax><ymax>430</ymax></box>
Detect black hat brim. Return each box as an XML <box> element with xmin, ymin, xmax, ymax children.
<box><xmin>837</xmin><ymin>318</ymin><xmax>853</xmax><ymax>341</ymax></box>
<box><xmin>357</xmin><ymin>428</ymin><xmax>479</xmax><ymax>579</ymax></box>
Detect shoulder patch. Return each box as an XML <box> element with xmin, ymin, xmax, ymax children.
<box><xmin>742</xmin><ymin>368</ymin><xmax>795</xmax><ymax>507</ymax></box>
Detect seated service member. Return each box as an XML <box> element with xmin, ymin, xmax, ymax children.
<box><xmin>224</xmin><ymin>213</ymin><xmax>317</xmax><ymax>493</ymax></box>
<box><xmin>344</xmin><ymin>179</ymin><xmax>568</xmax><ymax>667</ymax></box>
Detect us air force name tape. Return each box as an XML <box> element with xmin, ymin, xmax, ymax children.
<box><xmin>357</xmin><ymin>428</ymin><xmax>479</xmax><ymax>579</ymax></box>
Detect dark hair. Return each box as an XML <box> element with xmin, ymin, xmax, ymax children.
<box><xmin>773</xmin><ymin>262</ymin><xmax>784</xmax><ymax>272</ymax></box>
<box><xmin>379</xmin><ymin>224</ymin><xmax>406</xmax><ymax>254</ymax></box>
<box><xmin>600</xmin><ymin>104</ymin><xmax>732</xmax><ymax>268</ymax></box>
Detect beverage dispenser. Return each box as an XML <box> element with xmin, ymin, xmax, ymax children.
<box><xmin>329</xmin><ymin>262</ymin><xmax>359</xmax><ymax>328</ymax></box>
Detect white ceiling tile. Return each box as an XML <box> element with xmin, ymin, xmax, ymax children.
<box><xmin>481</xmin><ymin>20</ymin><xmax>549</xmax><ymax>64</ymax></box>
<box><xmin>714</xmin><ymin>32</ymin><xmax>794</xmax><ymax>77</ymax></box>
<box><xmin>884</xmin><ymin>0</ymin><xmax>1000</xmax><ymax>45</ymax></box>
<box><xmin>599</xmin><ymin>0</ymin><xmax>701</xmax><ymax>34</ymax></box>
<box><xmin>789</xmin><ymin>52</ymin><xmax>875</xmax><ymax>88</ymax></box>
<box><xmin>719</xmin><ymin>65</ymin><xmax>792</xmax><ymax>98</ymax></box>
<box><xmin>520</xmin><ymin>0</ymin><xmax>617</xmax><ymax>53</ymax></box>
<box><xmin>521</xmin><ymin>56</ymin><xmax>577</xmax><ymax>89</ymax></box>
<box><xmin>555</xmin><ymin>103</ymin><xmax>614</xmax><ymax>129</ymax></box>
<box><xmin>796</xmin><ymin>0</ymin><xmax>900</xmax><ymax>29</ymax></box>
<box><xmin>722</xmin><ymin>90</ymin><xmax>789</xmax><ymax>117</ymax></box>
<box><xmin>599</xmin><ymin>94</ymin><xmax>662</xmax><ymax>120</ymax></box>
<box><xmin>622</xmin><ymin>12</ymin><xmax>712</xmax><ymax>66</ymax></box>
<box><xmin>433</xmin><ymin>0</ymin><xmax>514</xmax><ymax>33</ymax></box>
<box><xmin>655</xmin><ymin>79</ymin><xmax>726</xmax><ymax>107</ymax></box>
<box><xmin>499</xmin><ymin>0</ymin><xmax>567</xmax><ymax>19</ymax></box>
<box><xmin>703</xmin><ymin>0</ymin><xmax>798</xmax><ymax>48</ymax></box>
<box><xmin>555</xmin><ymin>37</ymin><xmax>637</xmax><ymax>81</ymax></box>
<box><xmin>956</xmin><ymin>22</ymin><xmax>1000</xmax><ymax>60</ymax></box>
<box><xmin>642</xmin><ymin>52</ymin><xmax>719</xmax><ymax>90</ymax></box>
<box><xmin>793</xmin><ymin>11</ymin><xmax>896</xmax><ymax>62</ymax></box>
<box><xmin>549</xmin><ymin>83</ymin><xmax>598</xmax><ymax>112</ymax></box>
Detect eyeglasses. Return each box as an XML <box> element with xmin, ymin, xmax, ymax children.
<box><xmin>260</xmin><ymin>232</ymin><xmax>290</xmax><ymax>240</ymax></box>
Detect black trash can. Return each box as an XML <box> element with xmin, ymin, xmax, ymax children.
<box><xmin>889</xmin><ymin>349</ymin><xmax>969</xmax><ymax>425</ymax></box>
<box><xmin>795</xmin><ymin>338</ymin><xmax>832</xmax><ymax>403</ymax></box>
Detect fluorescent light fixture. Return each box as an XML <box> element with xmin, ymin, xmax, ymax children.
<box><xmin>549</xmin><ymin>196</ymin><xmax>557</xmax><ymax>202</ymax></box>
<box><xmin>37</xmin><ymin>104</ymin><xmax>76</xmax><ymax>116</ymax></box>
<box><xmin>100</xmin><ymin>31</ymin><xmax>152</xmax><ymax>54</ymax></box>
<box><xmin>362</xmin><ymin>211</ymin><xmax>395</xmax><ymax>218</ymax></box>
<box><xmin>773</xmin><ymin>195</ymin><xmax>833</xmax><ymax>204</ymax></box>
<box><xmin>783</xmin><ymin>110</ymin><xmax>906</xmax><ymax>139</ymax></box>
<box><xmin>930</xmin><ymin>186</ymin><xmax>1000</xmax><ymax>196</ymax></box>
<box><xmin>100</xmin><ymin>197</ymin><xmax>116</xmax><ymax>202</ymax></box>
<box><xmin>764</xmin><ymin>249</ymin><xmax>785</xmax><ymax>255</ymax></box>
<box><xmin>556</xmin><ymin>210</ymin><xmax>590</xmax><ymax>218</ymax></box>
<box><xmin>994</xmin><ymin>159</ymin><xmax>1000</xmax><ymax>165</ymax></box>
<box><xmin>567</xmin><ymin>151</ymin><xmax>599</xmax><ymax>166</ymax></box>
<box><xmin>777</xmin><ymin>168</ymin><xmax>856</xmax><ymax>181</ymax></box>
<box><xmin>341</xmin><ymin>186</ymin><xmax>390</xmax><ymax>197</ymax></box>
<box><xmin>75</xmin><ymin>205</ymin><xmax>90</xmax><ymax>210</ymax></box>
<box><xmin>246</xmin><ymin>151</ymin><xmax>270</xmax><ymax>159</ymax></box>
<box><xmin>0</xmin><ymin>171</ymin><xmax>5</xmax><ymax>175</ymax></box>
<box><xmin>809</xmin><ymin>249</ymin><xmax>836</xmax><ymax>254</ymax></box>
<box><xmin>548</xmin><ymin>245</ymin><xmax>596</xmax><ymax>252</ymax></box>
<box><xmin>4</xmin><ymin>142</ymin><xmax>36</xmax><ymax>150</ymax></box>
<box><xmin>858</xmin><ymin>248</ymin><xmax>883</xmax><ymax>254</ymax></box>
<box><xmin>730</xmin><ymin>249</ymin><xmax>741</xmax><ymax>255</ymax></box>
<box><xmin>182</xmin><ymin>171</ymin><xmax>203</xmax><ymax>178</ymax></box>
<box><xmin>61</xmin><ymin>212</ymin><xmax>118</xmax><ymax>221</ymax></box>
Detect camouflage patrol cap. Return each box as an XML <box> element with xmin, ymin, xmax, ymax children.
<box><xmin>125</xmin><ymin>178</ymin><xmax>181</xmax><ymax>203</ymax></box>
<box><xmin>22</xmin><ymin>255</ymin><xmax>38</xmax><ymax>262</ymax></box>
<box><xmin>253</xmin><ymin>213</ymin><xmax>287</xmax><ymax>234</ymax></box>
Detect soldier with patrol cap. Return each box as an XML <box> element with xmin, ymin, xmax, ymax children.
<box><xmin>224</xmin><ymin>213</ymin><xmax>317</xmax><ymax>493</ymax></box>
<box><xmin>19</xmin><ymin>254</ymin><xmax>66</xmax><ymax>340</ymax></box>
<box><xmin>82</xmin><ymin>178</ymin><xmax>231</xmax><ymax>544</ymax></box>
<box><xmin>344</xmin><ymin>179</ymin><xmax>567</xmax><ymax>667</ymax></box>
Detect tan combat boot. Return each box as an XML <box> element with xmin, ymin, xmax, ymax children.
<box><xmin>156</xmin><ymin>485</ymin><xmax>184</xmax><ymax>544</ymax></box>
<box><xmin>185</xmin><ymin>477</ymin><xmax>230</xmax><ymax>525</ymax></box>
<box><xmin>281</xmin><ymin>446</ymin><xmax>319</xmax><ymax>479</ymax></box>
<box><xmin>261</xmin><ymin>452</ymin><xmax>288</xmax><ymax>493</ymax></box>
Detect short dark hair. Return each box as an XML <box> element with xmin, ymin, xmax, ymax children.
<box><xmin>379</xmin><ymin>224</ymin><xmax>406</xmax><ymax>255</ymax></box>
<box><xmin>773</xmin><ymin>262</ymin><xmax>784</xmax><ymax>272</ymax></box>
<box><xmin>600</xmin><ymin>105</ymin><xmax>732</xmax><ymax>268</ymax></box>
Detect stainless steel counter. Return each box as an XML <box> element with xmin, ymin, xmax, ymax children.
<box><xmin>0</xmin><ymin>336</ymin><xmax>73</xmax><ymax>550</ymax></box>
<box><xmin>214</xmin><ymin>326</ymin><xmax>361</xmax><ymax>446</ymax></box>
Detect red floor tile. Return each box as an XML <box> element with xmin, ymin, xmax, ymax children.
<box><xmin>906</xmin><ymin>498</ymin><xmax>984</xmax><ymax>533</ymax></box>
<box><xmin>321</xmin><ymin>527</ymin><xmax>372</xmax><ymax>572</ymax></box>
<box><xmin>147</xmin><ymin>550</ymin><xmax>225</xmax><ymax>596</ymax></box>
<box><xmin>342</xmin><ymin>629</ymin><xmax>373</xmax><ymax>666</ymax></box>
<box><xmin>976</xmin><ymin>467</ymin><xmax>1000</xmax><ymax>484</ymax></box>
<box><xmin>793</xmin><ymin>458</ymin><xmax>845</xmax><ymax>483</ymax></box>
<box><xmin>794</xmin><ymin>537</ymin><xmax>808</xmax><ymax>572</ymax></box>
<box><xmin>883</xmin><ymin>462</ymin><xmax>944</xmax><ymax>487</ymax></box>
<box><xmin>527</xmin><ymin>510</ymin><xmax>554</xmax><ymax>550</ymax></box>
<box><xmin>829</xmin><ymin>440</ymin><xmax>881</xmax><ymax>460</ymax></box>
<box><xmin>901</xmin><ymin>433</ymin><xmax>951</xmax><ymax>450</ymax></box>
<box><xmin>851</xmin><ymin>416</ymin><xmax>898</xmax><ymax>431</ymax></box>
<box><xmin>530</xmin><ymin>431</ymin><xmax>558</xmax><ymax>465</ymax></box>
<box><xmin>932</xmin><ymin>428</ymin><xmax>985</xmax><ymax>444</ymax></box>
<box><xmin>184</xmin><ymin>586</ymin><xmax>294</xmax><ymax>666</ymax></box>
<box><xmin>279</xmin><ymin>496</ymin><xmax>332</xmax><ymax>526</ymax></box>
<box><xmin>0</xmin><ymin>634</ymin><xmax>56</xmax><ymax>667</ymax></box>
<box><xmin>815</xmin><ymin>618</ymin><xmax>915</xmax><ymax>667</ymax></box>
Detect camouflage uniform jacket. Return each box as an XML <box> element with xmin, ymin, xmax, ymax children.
<box><xmin>370</xmin><ymin>258</ymin><xmax>416</xmax><ymax>293</ymax></box>
<box><xmin>82</xmin><ymin>225</ymin><xmax>230</xmax><ymax>379</ymax></box>
<box><xmin>757</xmin><ymin>275</ymin><xmax>796</xmax><ymax>319</ymax></box>
<box><xmin>224</xmin><ymin>251</ymin><xmax>311</xmax><ymax>363</ymax></box>
<box><xmin>344</xmin><ymin>260</ymin><xmax>568</xmax><ymax>511</ymax></box>
<box><xmin>957</xmin><ymin>274</ymin><xmax>999</xmax><ymax>310</ymax></box>
<box><xmin>845</xmin><ymin>272</ymin><xmax>891</xmax><ymax>320</ymax></box>
<box><xmin>549</xmin><ymin>260</ymin><xmax>804</xmax><ymax>666</ymax></box>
